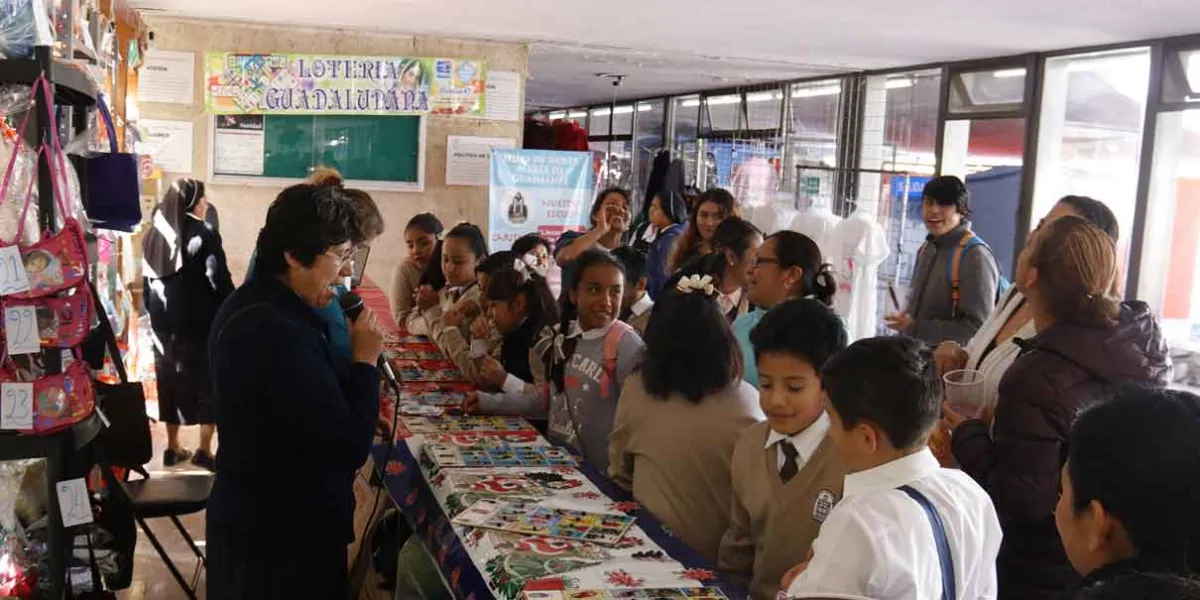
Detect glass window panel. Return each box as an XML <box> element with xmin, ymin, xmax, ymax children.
<box><xmin>702</xmin><ymin>94</ymin><xmax>747</xmax><ymax>133</ymax></box>
<box><xmin>674</xmin><ymin>95</ymin><xmax>701</xmax><ymax>186</ymax></box>
<box><xmin>745</xmin><ymin>89</ymin><xmax>783</xmax><ymax>130</ymax></box>
<box><xmin>588</xmin><ymin>105</ymin><xmax>633</xmax><ymax>136</ymax></box>
<box><xmin>1137</xmin><ymin>108</ymin><xmax>1200</xmax><ymax>394</ymax></box>
<box><xmin>565</xmin><ymin>109</ymin><xmax>588</xmax><ymax>129</ymax></box>
<box><xmin>785</xmin><ymin>80</ymin><xmax>842</xmax><ymax>194</ymax></box>
<box><xmin>1032</xmin><ymin>48</ymin><xmax>1151</xmax><ymax>288</ymax></box>
<box><xmin>949</xmin><ymin>68</ymin><xmax>1027</xmax><ymax>115</ymax></box>
<box><xmin>1163</xmin><ymin>47</ymin><xmax>1200</xmax><ymax>105</ymax></box>
<box><xmin>590</xmin><ymin>140</ymin><xmax>634</xmax><ymax>190</ymax></box>
<box><xmin>632</xmin><ymin>100</ymin><xmax>666</xmax><ymax>212</ymax></box>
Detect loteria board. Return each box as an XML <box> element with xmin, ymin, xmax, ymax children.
<box><xmin>401</xmin><ymin>381</ymin><xmax>473</xmax><ymax>407</ymax></box>
<box><xmin>422</xmin><ymin>431</ymin><xmax>545</xmax><ymax>446</ymax></box>
<box><xmin>392</xmin><ymin>358</ymin><xmax>464</xmax><ymax>382</ymax></box>
<box><xmin>402</xmin><ymin>415</ymin><xmax>536</xmax><ymax>434</ymax></box>
<box><xmin>453</xmin><ymin>499</ymin><xmax>635</xmax><ymax>547</ymax></box>
<box><xmin>386</xmin><ymin>343</ymin><xmax>444</xmax><ymax>361</ymax></box>
<box><xmin>522</xmin><ymin>590</ymin><xmax>728</xmax><ymax>599</ymax></box>
<box><xmin>425</xmin><ymin>443</ymin><xmax>576</xmax><ymax>468</ymax></box>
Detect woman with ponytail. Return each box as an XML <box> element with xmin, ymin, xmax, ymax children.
<box><xmin>678</xmin><ymin>217</ymin><xmax>763</xmax><ymax>324</ymax></box>
<box><xmin>732</xmin><ymin>231</ymin><xmax>836</xmax><ymax>388</ymax></box>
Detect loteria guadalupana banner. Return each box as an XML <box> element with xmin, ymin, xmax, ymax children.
<box><xmin>204</xmin><ymin>53</ymin><xmax>486</xmax><ymax>116</ymax></box>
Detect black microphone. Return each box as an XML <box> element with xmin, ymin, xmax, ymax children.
<box><xmin>339</xmin><ymin>292</ymin><xmax>400</xmax><ymax>388</ymax></box>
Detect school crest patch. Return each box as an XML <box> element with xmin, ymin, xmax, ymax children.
<box><xmin>812</xmin><ymin>489</ymin><xmax>837</xmax><ymax>523</ymax></box>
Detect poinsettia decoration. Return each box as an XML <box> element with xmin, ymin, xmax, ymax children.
<box><xmin>385</xmin><ymin>460</ymin><xmax>406</xmax><ymax>476</ymax></box>
<box><xmin>404</xmin><ymin>488</ymin><xmax>420</xmax><ymax>506</ymax></box>
<box><xmin>514</xmin><ymin>536</ymin><xmax>576</xmax><ymax>556</ymax></box>
<box><xmin>678</xmin><ymin>568</ymin><xmax>717</xmax><ymax>582</ymax></box>
<box><xmin>604</xmin><ymin>569</ymin><xmax>645</xmax><ymax>588</ymax></box>
<box><xmin>614</xmin><ymin>535</ymin><xmax>645</xmax><ymax>549</ymax></box>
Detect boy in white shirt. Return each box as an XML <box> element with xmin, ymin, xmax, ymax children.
<box><xmin>784</xmin><ymin>336</ymin><xmax>1002</xmax><ymax>600</ymax></box>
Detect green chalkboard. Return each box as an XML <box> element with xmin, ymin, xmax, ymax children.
<box><xmin>212</xmin><ymin>114</ymin><xmax>422</xmax><ymax>186</ymax></box>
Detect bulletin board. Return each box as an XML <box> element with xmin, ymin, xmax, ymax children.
<box><xmin>208</xmin><ymin>113</ymin><xmax>426</xmax><ymax>191</ymax></box>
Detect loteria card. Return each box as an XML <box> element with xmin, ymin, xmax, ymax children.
<box><xmin>401</xmin><ymin>382</ymin><xmax>473</xmax><ymax>407</ymax></box>
<box><xmin>423</xmin><ymin>431</ymin><xmax>544</xmax><ymax>446</ymax></box>
<box><xmin>386</xmin><ymin>343</ymin><xmax>443</xmax><ymax>361</ymax></box>
<box><xmin>425</xmin><ymin>443</ymin><xmax>576</xmax><ymax>469</ymax></box>
<box><xmin>402</xmin><ymin>415</ymin><xmax>535</xmax><ymax>434</ymax></box>
<box><xmin>453</xmin><ymin>499</ymin><xmax>636</xmax><ymax>547</ymax></box>
<box><xmin>441</xmin><ymin>472</ymin><xmax>552</xmax><ymax>499</ymax></box>
<box><xmin>391</xmin><ymin>358</ymin><xmax>464</xmax><ymax>382</ymax></box>
<box><xmin>522</xmin><ymin>589</ymin><xmax>728</xmax><ymax>600</ymax></box>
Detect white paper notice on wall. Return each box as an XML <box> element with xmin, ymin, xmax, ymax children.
<box><xmin>446</xmin><ymin>136</ymin><xmax>516</xmax><ymax>186</ymax></box>
<box><xmin>134</xmin><ymin>119</ymin><xmax>194</xmax><ymax>174</ymax></box>
<box><xmin>138</xmin><ymin>50</ymin><xmax>196</xmax><ymax>105</ymax></box>
<box><xmin>484</xmin><ymin>71</ymin><xmax>522</xmax><ymax>122</ymax></box>
<box><xmin>4</xmin><ymin>305</ymin><xmax>39</xmax><ymax>355</ymax></box>
<box><xmin>213</xmin><ymin>115</ymin><xmax>266</xmax><ymax>176</ymax></box>
<box><xmin>56</xmin><ymin>478</ymin><xmax>95</xmax><ymax>528</ymax></box>
<box><xmin>1</xmin><ymin>382</ymin><xmax>34</xmax><ymax>430</ymax></box>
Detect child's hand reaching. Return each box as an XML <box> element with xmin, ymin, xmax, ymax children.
<box><xmin>470</xmin><ymin>316</ymin><xmax>492</xmax><ymax>340</ymax></box>
<box><xmin>462</xmin><ymin>391</ymin><xmax>480</xmax><ymax>414</ymax></box>
<box><xmin>443</xmin><ymin>308</ymin><xmax>465</xmax><ymax>328</ymax></box>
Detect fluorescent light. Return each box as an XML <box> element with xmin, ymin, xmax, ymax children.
<box><xmin>636</xmin><ymin>104</ymin><xmax>654</xmax><ymax>112</ymax></box>
<box><xmin>592</xmin><ymin>106</ymin><xmax>635</xmax><ymax>116</ymax></box>
<box><xmin>792</xmin><ymin>85</ymin><xmax>841</xmax><ymax>98</ymax></box>
<box><xmin>549</xmin><ymin>111</ymin><xmax>566</xmax><ymax>120</ymax></box>
<box><xmin>567</xmin><ymin>110</ymin><xmax>587</xmax><ymax>118</ymax></box>
<box><xmin>705</xmin><ymin>95</ymin><xmax>741</xmax><ymax>106</ymax></box>
<box><xmin>885</xmin><ymin>78</ymin><xmax>913</xmax><ymax>90</ymax></box>
<box><xmin>746</xmin><ymin>91</ymin><xmax>783</xmax><ymax>103</ymax></box>
<box><xmin>681</xmin><ymin>99</ymin><xmax>700</xmax><ymax>108</ymax></box>
<box><xmin>992</xmin><ymin>68</ymin><xmax>1027</xmax><ymax>79</ymax></box>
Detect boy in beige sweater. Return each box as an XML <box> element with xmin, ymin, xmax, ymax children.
<box><xmin>718</xmin><ymin>299</ymin><xmax>850</xmax><ymax>600</ymax></box>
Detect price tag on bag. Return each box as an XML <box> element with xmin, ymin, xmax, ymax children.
<box><xmin>4</xmin><ymin>305</ymin><xmax>40</xmax><ymax>355</ymax></box>
<box><xmin>0</xmin><ymin>246</ymin><xmax>30</xmax><ymax>296</ymax></box>
<box><xmin>56</xmin><ymin>478</ymin><xmax>94</xmax><ymax>528</ymax></box>
<box><xmin>1</xmin><ymin>382</ymin><xmax>33</xmax><ymax>430</ymax></box>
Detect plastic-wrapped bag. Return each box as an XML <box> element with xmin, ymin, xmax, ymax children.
<box><xmin>0</xmin><ymin>84</ymin><xmax>33</xmax><ymax>116</ymax></box>
<box><xmin>0</xmin><ymin>135</ymin><xmax>40</xmax><ymax>244</ymax></box>
<box><xmin>0</xmin><ymin>0</ymin><xmax>54</xmax><ymax>59</ymax></box>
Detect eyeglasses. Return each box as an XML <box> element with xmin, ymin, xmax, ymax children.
<box><xmin>753</xmin><ymin>257</ymin><xmax>780</xmax><ymax>269</ymax></box>
<box><xmin>323</xmin><ymin>246</ymin><xmax>356</xmax><ymax>266</ymax></box>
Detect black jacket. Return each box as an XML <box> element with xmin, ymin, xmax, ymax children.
<box><xmin>206</xmin><ymin>276</ymin><xmax>380</xmax><ymax>549</ymax></box>
<box><xmin>953</xmin><ymin>302</ymin><xmax>1171</xmax><ymax>600</ymax></box>
<box><xmin>1072</xmin><ymin>559</ymin><xmax>1200</xmax><ymax>599</ymax></box>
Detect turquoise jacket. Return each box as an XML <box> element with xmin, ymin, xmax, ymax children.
<box><xmin>247</xmin><ymin>250</ymin><xmax>352</xmax><ymax>365</ymax></box>
<box><xmin>732</xmin><ymin>308</ymin><xmax>766</xmax><ymax>388</ymax></box>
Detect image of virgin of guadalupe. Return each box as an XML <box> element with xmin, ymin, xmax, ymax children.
<box><xmin>397</xmin><ymin>59</ymin><xmax>431</xmax><ymax>91</ymax></box>
<box><xmin>508</xmin><ymin>192</ymin><xmax>529</xmax><ymax>225</ymax></box>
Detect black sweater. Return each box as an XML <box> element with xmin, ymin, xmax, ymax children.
<box><xmin>206</xmin><ymin>276</ymin><xmax>380</xmax><ymax>548</ymax></box>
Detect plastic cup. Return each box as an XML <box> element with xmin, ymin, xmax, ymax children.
<box><xmin>943</xmin><ymin>369</ymin><xmax>985</xmax><ymax>417</ymax></box>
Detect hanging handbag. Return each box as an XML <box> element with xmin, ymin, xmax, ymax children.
<box><xmin>72</xmin><ymin>94</ymin><xmax>140</xmax><ymax>232</ymax></box>
<box><xmin>0</xmin><ymin>357</ymin><xmax>96</xmax><ymax>434</ymax></box>
<box><xmin>0</xmin><ymin>285</ymin><xmax>93</xmax><ymax>348</ymax></box>
<box><xmin>86</xmin><ymin>281</ymin><xmax>151</xmax><ymax>469</ymax></box>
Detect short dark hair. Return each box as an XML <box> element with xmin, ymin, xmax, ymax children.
<box><xmin>711</xmin><ymin>216</ymin><xmax>761</xmax><ymax>261</ymax></box>
<box><xmin>611</xmin><ymin>246</ymin><xmax>648</xmax><ymax>284</ymax></box>
<box><xmin>405</xmin><ymin>212</ymin><xmax>444</xmax><ymax>237</ymax></box>
<box><xmin>476</xmin><ymin>250</ymin><xmax>514</xmax><ymax>276</ymax></box>
<box><xmin>253</xmin><ymin>184</ymin><xmax>357</xmax><ymax>278</ymax></box>
<box><xmin>305</xmin><ymin>167</ymin><xmax>383</xmax><ymax>243</ymax></box>
<box><xmin>922</xmin><ymin>175</ymin><xmax>970</xmax><ymax>217</ymax></box>
<box><xmin>641</xmin><ymin>287</ymin><xmax>742</xmax><ymax>402</ymax></box>
<box><xmin>589</xmin><ymin>187</ymin><xmax>630</xmax><ymax>226</ymax></box>
<box><xmin>750</xmin><ymin>298</ymin><xmax>847</xmax><ymax>371</ymax></box>
<box><xmin>821</xmin><ymin>336</ymin><xmax>940</xmax><ymax>450</ymax></box>
<box><xmin>511</xmin><ymin>232</ymin><xmax>551</xmax><ymax>257</ymax></box>
<box><xmin>1068</xmin><ymin>386</ymin><xmax>1200</xmax><ymax>573</ymax></box>
<box><xmin>1057</xmin><ymin>195</ymin><xmax>1120</xmax><ymax>243</ymax></box>
<box><xmin>443</xmin><ymin>223</ymin><xmax>489</xmax><ymax>260</ymax></box>
<box><xmin>654</xmin><ymin>190</ymin><xmax>687</xmax><ymax>225</ymax></box>
<box><xmin>767</xmin><ymin>231</ymin><xmax>836</xmax><ymax>306</ymax></box>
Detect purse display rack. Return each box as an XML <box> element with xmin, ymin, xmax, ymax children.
<box><xmin>0</xmin><ymin>40</ymin><xmax>108</xmax><ymax>600</ymax></box>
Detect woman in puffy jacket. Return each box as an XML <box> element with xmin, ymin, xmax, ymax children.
<box><xmin>945</xmin><ymin>215</ymin><xmax>1171</xmax><ymax>600</ymax></box>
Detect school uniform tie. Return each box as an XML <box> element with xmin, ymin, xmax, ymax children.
<box><xmin>779</xmin><ymin>440</ymin><xmax>800</xmax><ymax>484</ymax></box>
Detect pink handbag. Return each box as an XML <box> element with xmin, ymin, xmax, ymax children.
<box><xmin>0</xmin><ymin>358</ymin><xmax>95</xmax><ymax>434</ymax></box>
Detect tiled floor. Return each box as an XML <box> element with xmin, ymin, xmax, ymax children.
<box><xmin>116</xmin><ymin>406</ymin><xmax>212</xmax><ymax>600</ymax></box>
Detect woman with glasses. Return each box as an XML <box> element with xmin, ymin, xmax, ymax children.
<box><xmin>732</xmin><ymin>231</ymin><xmax>836</xmax><ymax>388</ymax></box>
<box><xmin>142</xmin><ymin>178</ymin><xmax>234</xmax><ymax>470</ymax></box>
<box><xmin>246</xmin><ymin>168</ymin><xmax>384</xmax><ymax>367</ymax></box>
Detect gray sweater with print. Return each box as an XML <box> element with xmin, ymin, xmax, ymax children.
<box><xmin>904</xmin><ymin>222</ymin><xmax>1000</xmax><ymax>346</ymax></box>
<box><xmin>477</xmin><ymin>324</ymin><xmax>645</xmax><ymax>473</ymax></box>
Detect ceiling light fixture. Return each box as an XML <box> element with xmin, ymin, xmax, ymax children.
<box><xmin>792</xmin><ymin>85</ymin><xmax>841</xmax><ymax>98</ymax></box>
<box><xmin>885</xmin><ymin>78</ymin><xmax>914</xmax><ymax>90</ymax></box>
<box><xmin>992</xmin><ymin>68</ymin><xmax>1027</xmax><ymax>79</ymax></box>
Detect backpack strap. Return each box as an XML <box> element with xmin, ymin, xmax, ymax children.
<box><xmin>899</xmin><ymin>485</ymin><xmax>956</xmax><ymax>600</ymax></box>
<box><xmin>948</xmin><ymin>232</ymin><xmax>980</xmax><ymax>318</ymax></box>
<box><xmin>598</xmin><ymin>320</ymin><xmax>632</xmax><ymax>400</ymax></box>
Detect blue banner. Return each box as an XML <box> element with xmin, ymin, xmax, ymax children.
<box><xmin>489</xmin><ymin>149</ymin><xmax>593</xmax><ymax>251</ymax></box>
